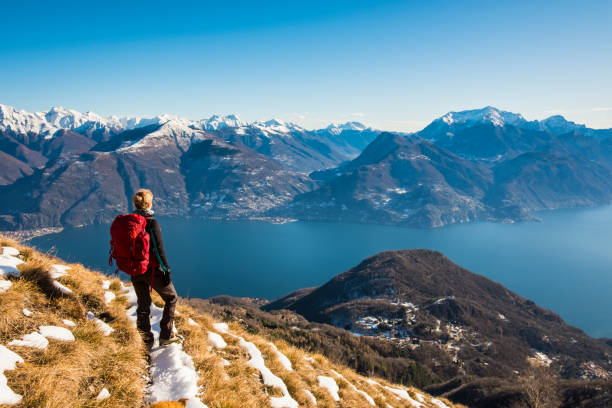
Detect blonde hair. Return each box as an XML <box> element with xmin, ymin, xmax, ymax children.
<box><xmin>132</xmin><ymin>189</ymin><xmax>153</xmax><ymax>210</ymax></box>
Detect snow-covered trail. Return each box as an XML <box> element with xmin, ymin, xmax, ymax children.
<box><xmin>122</xmin><ymin>283</ymin><xmax>207</xmax><ymax>407</ymax></box>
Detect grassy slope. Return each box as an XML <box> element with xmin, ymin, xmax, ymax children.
<box><xmin>0</xmin><ymin>236</ymin><xmax>459</xmax><ymax>408</ymax></box>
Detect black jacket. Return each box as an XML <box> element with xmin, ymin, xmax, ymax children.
<box><xmin>145</xmin><ymin>217</ymin><xmax>169</xmax><ymax>270</ymax></box>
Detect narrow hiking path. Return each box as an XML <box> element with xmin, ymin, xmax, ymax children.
<box><xmin>122</xmin><ymin>283</ymin><xmax>208</xmax><ymax>407</ymax></box>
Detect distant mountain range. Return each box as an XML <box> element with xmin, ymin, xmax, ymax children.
<box><xmin>276</xmin><ymin>107</ymin><xmax>612</xmax><ymax>227</ymax></box>
<box><xmin>2</xmin><ymin>104</ymin><xmax>612</xmax><ymax>232</ymax></box>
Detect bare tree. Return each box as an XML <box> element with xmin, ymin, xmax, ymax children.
<box><xmin>517</xmin><ymin>365</ymin><xmax>561</xmax><ymax>408</ymax></box>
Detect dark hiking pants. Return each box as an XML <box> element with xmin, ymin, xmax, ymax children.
<box><xmin>131</xmin><ymin>269</ymin><xmax>177</xmax><ymax>342</ymax></box>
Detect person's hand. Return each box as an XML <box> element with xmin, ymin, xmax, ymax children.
<box><xmin>159</xmin><ymin>267</ymin><xmax>171</xmax><ymax>286</ymax></box>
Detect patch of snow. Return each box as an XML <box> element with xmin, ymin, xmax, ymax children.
<box><xmin>101</xmin><ymin>280</ymin><xmax>111</xmax><ymax>290</ymax></box>
<box><xmin>62</xmin><ymin>319</ymin><xmax>76</xmax><ymax>327</ymax></box>
<box><xmin>534</xmin><ymin>351</ymin><xmax>553</xmax><ymax>366</ymax></box>
<box><xmin>120</xmin><ymin>282</ymin><xmax>138</xmax><ymax>305</ymax></box>
<box><xmin>433</xmin><ymin>295</ymin><xmax>455</xmax><ymax>305</ymax></box>
<box><xmin>498</xmin><ymin>313</ymin><xmax>507</xmax><ymax>320</ymax></box>
<box><xmin>415</xmin><ymin>393</ymin><xmax>425</xmax><ymax>402</ymax></box>
<box><xmin>330</xmin><ymin>369</ymin><xmax>375</xmax><ymax>405</ymax></box>
<box><xmin>0</xmin><ymin>280</ymin><xmax>12</xmax><ymax>293</ymax></box>
<box><xmin>1</xmin><ymin>247</ymin><xmax>20</xmax><ymax>257</ymax></box>
<box><xmin>212</xmin><ymin>322</ymin><xmax>229</xmax><ymax>334</ymax></box>
<box><xmin>317</xmin><ymin>376</ymin><xmax>339</xmax><ymax>401</ymax></box>
<box><xmin>208</xmin><ymin>332</ymin><xmax>227</xmax><ymax>349</ymax></box>
<box><xmin>0</xmin><ymin>345</ymin><xmax>24</xmax><ymax>405</ymax></box>
<box><xmin>269</xmin><ymin>343</ymin><xmax>292</xmax><ymax>371</ymax></box>
<box><xmin>304</xmin><ymin>389</ymin><xmax>317</xmax><ymax>406</ymax></box>
<box><xmin>185</xmin><ymin>398</ymin><xmax>208</xmax><ymax>408</ymax></box>
<box><xmin>104</xmin><ymin>291</ymin><xmax>116</xmax><ymax>304</ymax></box>
<box><xmin>303</xmin><ymin>356</ymin><xmax>315</xmax><ymax>363</ymax></box>
<box><xmin>431</xmin><ymin>398</ymin><xmax>451</xmax><ymax>408</ymax></box>
<box><xmin>187</xmin><ymin>318</ymin><xmax>199</xmax><ymax>326</ymax></box>
<box><xmin>49</xmin><ymin>264</ymin><xmax>70</xmax><ymax>279</ymax></box>
<box><xmin>0</xmin><ymin>254</ymin><xmax>23</xmax><ymax>278</ymax></box>
<box><xmin>221</xmin><ymin>358</ymin><xmax>230</xmax><ymax>367</ymax></box>
<box><xmin>239</xmin><ymin>338</ymin><xmax>298</xmax><ymax>408</ymax></box>
<box><xmin>86</xmin><ymin>312</ymin><xmax>114</xmax><ymax>336</ymax></box>
<box><xmin>53</xmin><ymin>280</ymin><xmax>72</xmax><ymax>294</ymax></box>
<box><xmin>148</xmin><ymin>343</ymin><xmax>203</xmax><ymax>404</ymax></box>
<box><xmin>8</xmin><ymin>332</ymin><xmax>49</xmax><ymax>349</ymax></box>
<box><xmin>22</xmin><ymin>309</ymin><xmax>32</xmax><ymax>317</ymax></box>
<box><xmin>96</xmin><ymin>388</ymin><xmax>110</xmax><ymax>400</ymax></box>
<box><xmin>39</xmin><ymin>325</ymin><xmax>75</xmax><ymax>341</ymax></box>
<box><xmin>383</xmin><ymin>386</ymin><xmax>423</xmax><ymax>407</ymax></box>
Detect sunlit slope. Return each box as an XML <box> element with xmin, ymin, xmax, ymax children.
<box><xmin>0</xmin><ymin>235</ymin><xmax>459</xmax><ymax>408</ymax></box>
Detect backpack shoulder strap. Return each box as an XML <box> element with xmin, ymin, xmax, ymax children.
<box><xmin>148</xmin><ymin>219</ymin><xmax>168</xmax><ymax>273</ymax></box>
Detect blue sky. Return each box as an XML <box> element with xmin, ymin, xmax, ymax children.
<box><xmin>1</xmin><ymin>0</ymin><xmax>611</xmax><ymax>131</ymax></box>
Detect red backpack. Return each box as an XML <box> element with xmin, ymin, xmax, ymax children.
<box><xmin>108</xmin><ymin>214</ymin><xmax>150</xmax><ymax>276</ymax></box>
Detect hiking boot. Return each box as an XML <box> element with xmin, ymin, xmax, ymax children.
<box><xmin>159</xmin><ymin>335</ymin><xmax>182</xmax><ymax>347</ymax></box>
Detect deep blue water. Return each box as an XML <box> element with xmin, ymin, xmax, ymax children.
<box><xmin>30</xmin><ymin>206</ymin><xmax>612</xmax><ymax>338</ymax></box>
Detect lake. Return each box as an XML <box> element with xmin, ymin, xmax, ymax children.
<box><xmin>30</xmin><ymin>206</ymin><xmax>612</xmax><ymax>338</ymax></box>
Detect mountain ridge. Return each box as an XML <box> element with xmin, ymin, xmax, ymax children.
<box><xmin>3</xmin><ymin>103</ymin><xmax>612</xmax><ymax>232</ymax></box>
<box><xmin>262</xmin><ymin>249</ymin><xmax>612</xmax><ymax>407</ymax></box>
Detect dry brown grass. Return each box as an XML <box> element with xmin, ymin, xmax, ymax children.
<box><xmin>0</xmin><ymin>235</ymin><xmax>147</xmax><ymax>408</ymax></box>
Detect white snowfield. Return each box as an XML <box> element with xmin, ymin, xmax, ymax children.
<box><xmin>101</xmin><ymin>280</ymin><xmax>111</xmax><ymax>290</ymax></box>
<box><xmin>207</xmin><ymin>332</ymin><xmax>227</xmax><ymax>349</ymax></box>
<box><xmin>8</xmin><ymin>332</ymin><xmax>49</xmax><ymax>350</ymax></box>
<box><xmin>39</xmin><ymin>326</ymin><xmax>75</xmax><ymax>342</ymax></box>
<box><xmin>238</xmin><ymin>338</ymin><xmax>299</xmax><ymax>408</ymax></box>
<box><xmin>269</xmin><ymin>342</ymin><xmax>293</xmax><ymax>371</ymax></box>
<box><xmin>331</xmin><ymin>369</ymin><xmax>375</xmax><ymax>405</ymax></box>
<box><xmin>317</xmin><ymin>375</ymin><xmax>340</xmax><ymax>401</ymax></box>
<box><xmin>122</xmin><ymin>283</ymin><xmax>208</xmax><ymax>408</ymax></box>
<box><xmin>22</xmin><ymin>309</ymin><xmax>32</xmax><ymax>317</ymax></box>
<box><xmin>0</xmin><ymin>345</ymin><xmax>24</xmax><ymax>405</ymax></box>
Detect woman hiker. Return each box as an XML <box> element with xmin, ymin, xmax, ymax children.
<box><xmin>131</xmin><ymin>188</ymin><xmax>180</xmax><ymax>348</ymax></box>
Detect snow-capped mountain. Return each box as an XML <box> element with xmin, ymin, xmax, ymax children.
<box><xmin>0</xmin><ymin>104</ymin><xmax>373</xmax><ymax>140</ymax></box>
<box><xmin>0</xmin><ymin>104</ymin><xmax>167</xmax><ymax>141</ymax></box>
<box><xmin>0</xmin><ymin>104</ymin><xmax>380</xmax><ymax>175</ymax></box>
<box><xmin>197</xmin><ymin>114</ymin><xmax>246</xmax><ymax>131</ymax></box>
<box><xmin>324</xmin><ymin>121</ymin><xmax>369</xmax><ymax>135</ymax></box>
<box><xmin>440</xmin><ymin>106</ymin><xmax>527</xmax><ymax>128</ymax></box>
